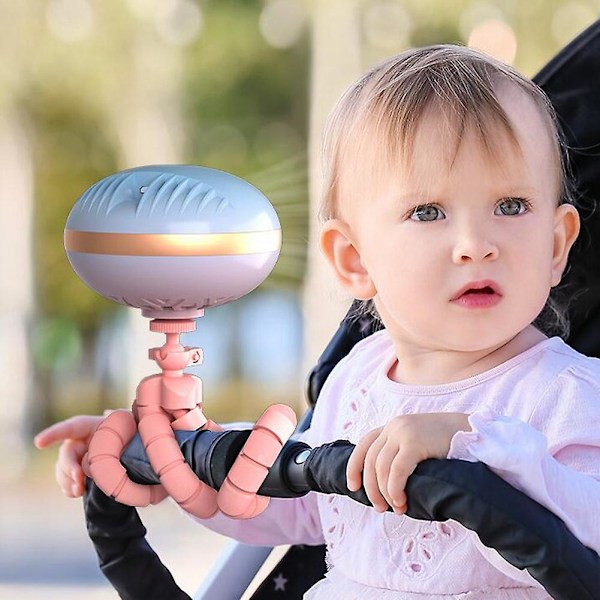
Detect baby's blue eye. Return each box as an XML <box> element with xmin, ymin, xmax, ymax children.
<box><xmin>410</xmin><ymin>204</ymin><xmax>444</xmax><ymax>221</ymax></box>
<box><xmin>496</xmin><ymin>197</ymin><xmax>530</xmax><ymax>216</ymax></box>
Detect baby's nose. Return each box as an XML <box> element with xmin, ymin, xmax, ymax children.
<box><xmin>451</xmin><ymin>231</ymin><xmax>499</xmax><ymax>263</ymax></box>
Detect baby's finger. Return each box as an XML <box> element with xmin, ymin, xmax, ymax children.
<box><xmin>387</xmin><ymin>452</ymin><xmax>417</xmax><ymax>510</ymax></box>
<box><xmin>56</xmin><ymin>439</ymin><xmax>88</xmax><ymax>497</ymax></box>
<box><xmin>55</xmin><ymin>459</ymin><xmax>77</xmax><ymax>498</ymax></box>
<box><xmin>34</xmin><ymin>416</ymin><xmax>100</xmax><ymax>448</ymax></box>
<box><xmin>59</xmin><ymin>438</ymin><xmax>88</xmax><ymax>473</ymax></box>
<box><xmin>71</xmin><ymin>474</ymin><xmax>86</xmax><ymax>497</ymax></box>
<box><xmin>374</xmin><ymin>444</ymin><xmax>399</xmax><ymax>509</ymax></box>
<box><xmin>363</xmin><ymin>440</ymin><xmax>388</xmax><ymax>512</ymax></box>
<box><xmin>346</xmin><ymin>428</ymin><xmax>381</xmax><ymax>491</ymax></box>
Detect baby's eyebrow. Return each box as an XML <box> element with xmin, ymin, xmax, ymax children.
<box><xmin>395</xmin><ymin>192</ymin><xmax>432</xmax><ymax>206</ymax></box>
<box><xmin>505</xmin><ymin>186</ymin><xmax>538</xmax><ymax>195</ymax></box>
<box><xmin>396</xmin><ymin>186</ymin><xmax>539</xmax><ymax>205</ymax></box>
<box><xmin>492</xmin><ymin>187</ymin><xmax>539</xmax><ymax>200</ymax></box>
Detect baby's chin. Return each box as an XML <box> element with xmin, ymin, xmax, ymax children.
<box><xmin>418</xmin><ymin>330</ymin><xmax>525</xmax><ymax>355</ymax></box>
<box><xmin>384</xmin><ymin>313</ymin><xmax>533</xmax><ymax>357</ymax></box>
<box><xmin>440</xmin><ymin>327</ymin><xmax>545</xmax><ymax>362</ymax></box>
<box><xmin>448</xmin><ymin>336</ymin><xmax>511</xmax><ymax>352</ymax></box>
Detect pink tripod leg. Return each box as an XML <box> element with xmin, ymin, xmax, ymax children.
<box><xmin>217</xmin><ymin>404</ymin><xmax>297</xmax><ymax>519</ymax></box>
<box><xmin>84</xmin><ymin>409</ymin><xmax>167</xmax><ymax>506</ymax></box>
<box><xmin>138</xmin><ymin>408</ymin><xmax>219</xmax><ymax>519</ymax></box>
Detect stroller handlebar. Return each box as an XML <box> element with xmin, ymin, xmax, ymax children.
<box><xmin>117</xmin><ymin>428</ymin><xmax>600</xmax><ymax>600</ymax></box>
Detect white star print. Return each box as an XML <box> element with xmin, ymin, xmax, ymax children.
<box><xmin>273</xmin><ymin>572</ymin><xmax>288</xmax><ymax>591</ymax></box>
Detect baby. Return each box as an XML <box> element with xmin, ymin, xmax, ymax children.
<box><xmin>37</xmin><ymin>45</ymin><xmax>600</xmax><ymax>599</ymax></box>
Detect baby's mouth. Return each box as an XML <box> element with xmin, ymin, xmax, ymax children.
<box><xmin>450</xmin><ymin>280</ymin><xmax>503</xmax><ymax>302</ymax></box>
<box><xmin>462</xmin><ymin>287</ymin><xmax>495</xmax><ymax>296</ymax></box>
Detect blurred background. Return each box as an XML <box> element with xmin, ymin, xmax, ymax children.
<box><xmin>1</xmin><ymin>0</ymin><xmax>598</xmax><ymax>597</ymax></box>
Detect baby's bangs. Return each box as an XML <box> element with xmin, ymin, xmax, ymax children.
<box><xmin>363</xmin><ymin>68</ymin><xmax>523</xmax><ymax>175</ymax></box>
<box><xmin>319</xmin><ymin>45</ymin><xmax>568</xmax><ymax>220</ymax></box>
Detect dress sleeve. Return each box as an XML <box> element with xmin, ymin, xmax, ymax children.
<box><xmin>447</xmin><ymin>369</ymin><xmax>600</xmax><ymax>583</ymax></box>
<box><xmin>187</xmin><ymin>493</ymin><xmax>324</xmax><ymax>546</ymax></box>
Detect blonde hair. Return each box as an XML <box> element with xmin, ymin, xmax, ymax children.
<box><xmin>320</xmin><ymin>44</ymin><xmax>576</xmax><ymax>338</ymax></box>
<box><xmin>319</xmin><ymin>44</ymin><xmax>574</xmax><ymax>222</ymax></box>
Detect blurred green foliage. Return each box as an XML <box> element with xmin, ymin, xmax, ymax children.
<box><xmin>21</xmin><ymin>0</ymin><xmax>600</xmax><ymax>335</ymax></box>
<box><xmin>353</xmin><ymin>0</ymin><xmax>600</xmax><ymax>74</ymax></box>
<box><xmin>9</xmin><ymin>0</ymin><xmax>600</xmax><ymax>422</ymax></box>
<box><xmin>23</xmin><ymin>0</ymin><xmax>310</xmax><ymax>336</ymax></box>
<box><xmin>27</xmin><ymin>90</ymin><xmax>118</xmax><ymax>333</ymax></box>
<box><xmin>32</xmin><ymin>316</ymin><xmax>83</xmax><ymax>372</ymax></box>
<box><xmin>183</xmin><ymin>1</ymin><xmax>310</xmax><ymax>290</ymax></box>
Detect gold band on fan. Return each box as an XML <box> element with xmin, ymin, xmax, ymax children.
<box><xmin>64</xmin><ymin>229</ymin><xmax>282</xmax><ymax>256</ymax></box>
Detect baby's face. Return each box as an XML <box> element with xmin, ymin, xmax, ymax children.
<box><xmin>340</xmin><ymin>86</ymin><xmax>576</xmax><ymax>353</ymax></box>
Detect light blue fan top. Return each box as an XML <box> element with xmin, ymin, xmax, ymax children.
<box><xmin>66</xmin><ymin>165</ymin><xmax>280</xmax><ymax>234</ymax></box>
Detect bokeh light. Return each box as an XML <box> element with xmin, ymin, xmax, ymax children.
<box><xmin>468</xmin><ymin>19</ymin><xmax>517</xmax><ymax>64</ymax></box>
<box><xmin>155</xmin><ymin>0</ymin><xmax>203</xmax><ymax>46</ymax></box>
<box><xmin>363</xmin><ymin>1</ymin><xmax>412</xmax><ymax>49</ymax></box>
<box><xmin>459</xmin><ymin>1</ymin><xmax>506</xmax><ymax>42</ymax></box>
<box><xmin>45</xmin><ymin>0</ymin><xmax>95</xmax><ymax>43</ymax></box>
<box><xmin>259</xmin><ymin>0</ymin><xmax>307</xmax><ymax>49</ymax></box>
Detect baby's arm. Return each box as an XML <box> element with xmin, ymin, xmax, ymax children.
<box><xmin>450</xmin><ymin>414</ymin><xmax>600</xmax><ymax>553</ymax></box>
<box><xmin>452</xmin><ymin>416</ymin><xmax>600</xmax><ymax>543</ymax></box>
<box><xmin>188</xmin><ymin>493</ymin><xmax>324</xmax><ymax>547</ymax></box>
<box><xmin>448</xmin><ymin>377</ymin><xmax>600</xmax><ymax>582</ymax></box>
<box><xmin>34</xmin><ymin>415</ymin><xmax>104</xmax><ymax>497</ymax></box>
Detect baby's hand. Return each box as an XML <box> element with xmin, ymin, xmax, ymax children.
<box><xmin>346</xmin><ymin>412</ymin><xmax>470</xmax><ymax>514</ymax></box>
<box><xmin>34</xmin><ymin>414</ymin><xmax>106</xmax><ymax>498</ymax></box>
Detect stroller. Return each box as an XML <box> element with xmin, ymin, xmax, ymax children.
<box><xmin>82</xmin><ymin>20</ymin><xmax>600</xmax><ymax>600</ymax></box>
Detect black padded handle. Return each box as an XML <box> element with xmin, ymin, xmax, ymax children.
<box><xmin>115</xmin><ymin>431</ymin><xmax>600</xmax><ymax>600</ymax></box>
<box><xmin>302</xmin><ymin>440</ymin><xmax>600</xmax><ymax>600</ymax></box>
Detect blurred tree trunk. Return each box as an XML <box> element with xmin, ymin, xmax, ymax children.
<box><xmin>0</xmin><ymin>2</ymin><xmax>36</xmax><ymax>480</ymax></box>
<box><xmin>0</xmin><ymin>114</ymin><xmax>35</xmax><ymax>481</ymax></box>
<box><xmin>303</xmin><ymin>0</ymin><xmax>363</xmax><ymax>376</ymax></box>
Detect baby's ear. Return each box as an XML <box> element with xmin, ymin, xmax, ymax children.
<box><xmin>320</xmin><ymin>219</ymin><xmax>376</xmax><ymax>300</ymax></box>
<box><xmin>551</xmin><ymin>202</ymin><xmax>580</xmax><ymax>287</ymax></box>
